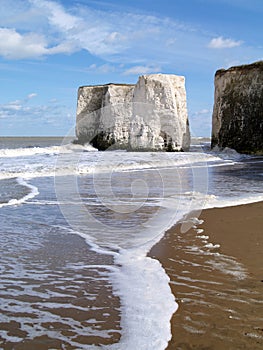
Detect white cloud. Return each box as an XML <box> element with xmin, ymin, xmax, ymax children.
<box><xmin>29</xmin><ymin>0</ymin><xmax>78</xmax><ymax>31</ymax></box>
<box><xmin>0</xmin><ymin>93</ymin><xmax>38</xmax><ymax>118</ymax></box>
<box><xmin>86</xmin><ymin>63</ymin><xmax>116</xmax><ymax>74</ymax></box>
<box><xmin>29</xmin><ymin>0</ymin><xmax>122</xmax><ymax>56</ymax></box>
<box><xmin>2</xmin><ymin>101</ymin><xmax>22</xmax><ymax>112</ymax></box>
<box><xmin>0</xmin><ymin>0</ymin><xmax>200</xmax><ymax>63</ymax></box>
<box><xmin>0</xmin><ymin>0</ymin><xmax>259</xmax><ymax>75</ymax></box>
<box><xmin>27</xmin><ymin>93</ymin><xmax>37</xmax><ymax>99</ymax></box>
<box><xmin>104</xmin><ymin>31</ymin><xmax>126</xmax><ymax>44</ymax></box>
<box><xmin>192</xmin><ymin>108</ymin><xmax>211</xmax><ymax>116</ymax></box>
<box><xmin>123</xmin><ymin>65</ymin><xmax>161</xmax><ymax>76</ymax></box>
<box><xmin>0</xmin><ymin>27</ymin><xmax>75</xmax><ymax>59</ymax></box>
<box><xmin>0</xmin><ymin>94</ymin><xmax>74</xmax><ymax>133</ymax></box>
<box><xmin>208</xmin><ymin>36</ymin><xmax>243</xmax><ymax>49</ymax></box>
<box><xmin>189</xmin><ymin>108</ymin><xmax>212</xmax><ymax>137</ymax></box>
<box><xmin>0</xmin><ymin>94</ymin><xmax>36</xmax><ymax>116</ymax></box>
<box><xmin>165</xmin><ymin>38</ymin><xmax>177</xmax><ymax>47</ymax></box>
<box><xmin>0</xmin><ymin>28</ymin><xmax>47</xmax><ymax>59</ymax></box>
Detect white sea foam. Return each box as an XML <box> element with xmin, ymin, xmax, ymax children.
<box><xmin>0</xmin><ymin>149</ymin><xmax>224</xmax><ymax>181</ymax></box>
<box><xmin>211</xmin><ymin>146</ymin><xmax>246</xmax><ymax>161</ymax></box>
<box><xmin>57</xmin><ymin>224</ymin><xmax>178</xmax><ymax>349</ymax></box>
<box><xmin>75</xmin><ymin>152</ymin><xmax>224</xmax><ymax>175</ymax></box>
<box><xmin>197</xmin><ymin>235</ymin><xmax>209</xmax><ymax>240</ymax></box>
<box><xmin>204</xmin><ymin>193</ymin><xmax>263</xmax><ymax>209</ymax></box>
<box><xmin>204</xmin><ymin>243</ymin><xmax>221</xmax><ymax>250</ymax></box>
<box><xmin>0</xmin><ymin>145</ymin><xmax>63</xmax><ymax>158</ymax></box>
<box><xmin>196</xmin><ymin>228</ymin><xmax>204</xmax><ymax>234</ymax></box>
<box><xmin>0</xmin><ymin>143</ymin><xmax>97</xmax><ymax>158</ymax></box>
<box><xmin>0</xmin><ymin>177</ymin><xmax>39</xmax><ymax>208</ymax></box>
<box><xmin>107</xmin><ymin>249</ymin><xmax>177</xmax><ymax>350</ymax></box>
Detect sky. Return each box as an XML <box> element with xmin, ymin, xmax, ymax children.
<box><xmin>0</xmin><ymin>0</ymin><xmax>262</xmax><ymax>137</ymax></box>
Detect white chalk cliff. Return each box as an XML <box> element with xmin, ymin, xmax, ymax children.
<box><xmin>76</xmin><ymin>74</ymin><xmax>190</xmax><ymax>151</ymax></box>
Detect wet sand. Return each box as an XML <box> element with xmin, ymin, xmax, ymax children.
<box><xmin>149</xmin><ymin>201</ymin><xmax>263</xmax><ymax>350</ymax></box>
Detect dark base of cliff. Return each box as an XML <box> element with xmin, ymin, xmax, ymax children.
<box><xmin>74</xmin><ymin>132</ymin><xmax>186</xmax><ymax>152</ymax></box>
<box><xmin>211</xmin><ymin>137</ymin><xmax>263</xmax><ymax>155</ymax></box>
<box><xmin>72</xmin><ymin>136</ymin><xmax>188</xmax><ymax>152</ymax></box>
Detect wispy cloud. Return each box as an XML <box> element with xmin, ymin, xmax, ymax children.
<box><xmin>29</xmin><ymin>0</ymin><xmax>129</xmax><ymax>56</ymax></box>
<box><xmin>189</xmin><ymin>108</ymin><xmax>212</xmax><ymax>136</ymax></box>
<box><xmin>208</xmin><ymin>36</ymin><xmax>243</xmax><ymax>49</ymax></box>
<box><xmin>86</xmin><ymin>63</ymin><xmax>116</xmax><ymax>74</ymax></box>
<box><xmin>30</xmin><ymin>0</ymin><xmax>78</xmax><ymax>30</ymax></box>
<box><xmin>27</xmin><ymin>93</ymin><xmax>37</xmax><ymax>99</ymax></box>
<box><xmin>0</xmin><ymin>27</ymin><xmax>76</xmax><ymax>59</ymax></box>
<box><xmin>123</xmin><ymin>65</ymin><xmax>161</xmax><ymax>76</ymax></box>
<box><xmin>192</xmin><ymin>109</ymin><xmax>212</xmax><ymax>115</ymax></box>
<box><xmin>0</xmin><ymin>93</ymin><xmax>74</xmax><ymax>135</ymax></box>
<box><xmin>0</xmin><ymin>0</ymin><xmax>201</xmax><ymax>63</ymax></box>
<box><xmin>0</xmin><ymin>93</ymin><xmax>38</xmax><ymax>116</ymax></box>
<box><xmin>0</xmin><ymin>0</ymin><xmax>259</xmax><ymax>73</ymax></box>
<box><xmin>0</xmin><ymin>28</ymin><xmax>47</xmax><ymax>59</ymax></box>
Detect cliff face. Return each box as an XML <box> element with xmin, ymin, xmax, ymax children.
<box><xmin>211</xmin><ymin>61</ymin><xmax>263</xmax><ymax>154</ymax></box>
<box><xmin>76</xmin><ymin>74</ymin><xmax>190</xmax><ymax>151</ymax></box>
<box><xmin>76</xmin><ymin>84</ymin><xmax>134</xmax><ymax>150</ymax></box>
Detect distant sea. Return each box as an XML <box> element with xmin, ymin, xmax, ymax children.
<box><xmin>0</xmin><ymin>136</ymin><xmax>262</xmax><ymax>349</ymax></box>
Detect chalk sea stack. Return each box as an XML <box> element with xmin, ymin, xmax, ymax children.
<box><xmin>76</xmin><ymin>74</ymin><xmax>190</xmax><ymax>151</ymax></box>
<box><xmin>211</xmin><ymin>61</ymin><xmax>263</xmax><ymax>154</ymax></box>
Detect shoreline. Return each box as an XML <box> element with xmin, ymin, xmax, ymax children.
<box><xmin>149</xmin><ymin>201</ymin><xmax>263</xmax><ymax>350</ymax></box>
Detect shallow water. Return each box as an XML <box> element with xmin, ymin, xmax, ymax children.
<box><xmin>0</xmin><ymin>137</ymin><xmax>262</xmax><ymax>349</ymax></box>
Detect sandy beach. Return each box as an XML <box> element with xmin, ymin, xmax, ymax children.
<box><xmin>149</xmin><ymin>201</ymin><xmax>263</xmax><ymax>350</ymax></box>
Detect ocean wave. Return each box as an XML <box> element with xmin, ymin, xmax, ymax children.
<box><xmin>0</xmin><ymin>143</ymin><xmax>97</xmax><ymax>158</ymax></box>
<box><xmin>0</xmin><ymin>151</ymin><xmax>224</xmax><ymax>180</ymax></box>
<box><xmin>74</xmin><ymin>152</ymin><xmax>226</xmax><ymax>175</ymax></box>
<box><xmin>211</xmin><ymin>146</ymin><xmax>250</xmax><ymax>161</ymax></box>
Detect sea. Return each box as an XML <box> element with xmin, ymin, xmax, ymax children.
<box><xmin>0</xmin><ymin>136</ymin><xmax>262</xmax><ymax>349</ymax></box>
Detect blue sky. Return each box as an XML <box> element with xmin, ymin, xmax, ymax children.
<box><xmin>0</xmin><ymin>0</ymin><xmax>262</xmax><ymax>137</ymax></box>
